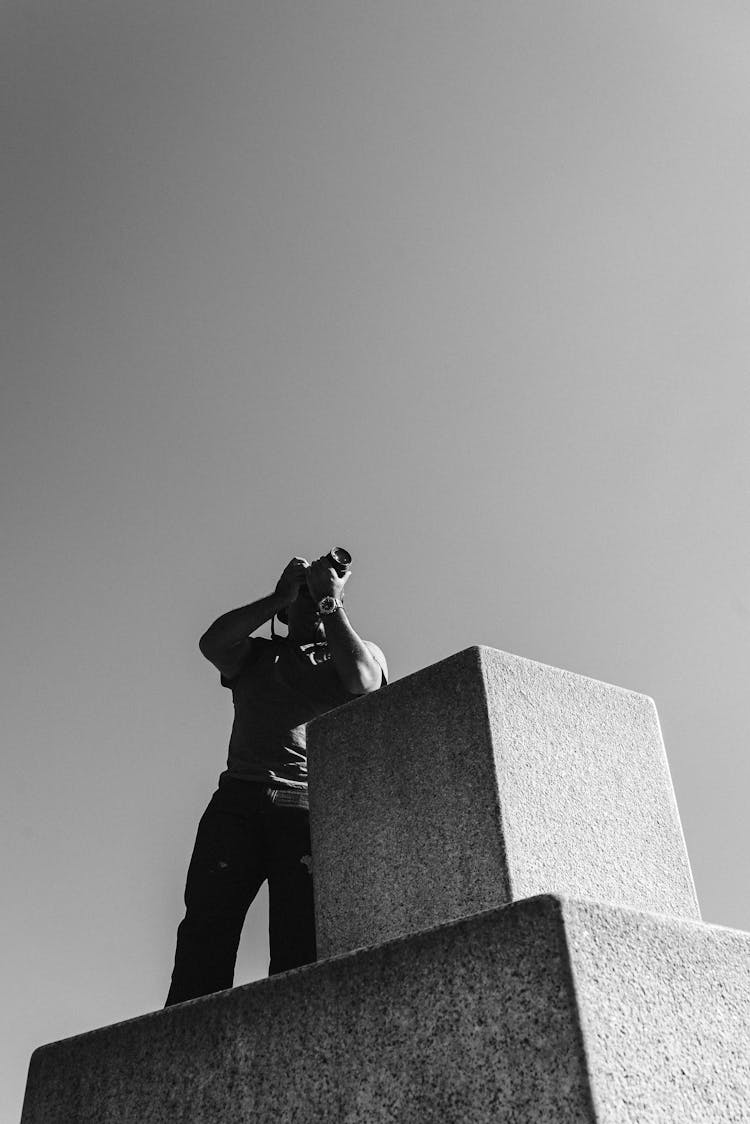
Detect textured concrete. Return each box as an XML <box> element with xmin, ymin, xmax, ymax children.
<box><xmin>22</xmin><ymin>897</ymin><xmax>750</xmax><ymax>1123</ymax></box>
<box><xmin>22</xmin><ymin>897</ymin><xmax>595</xmax><ymax>1124</ymax></box>
<box><xmin>564</xmin><ymin>897</ymin><xmax>750</xmax><ymax>1122</ymax></box>
<box><xmin>307</xmin><ymin>645</ymin><xmax>699</xmax><ymax>958</ymax></box>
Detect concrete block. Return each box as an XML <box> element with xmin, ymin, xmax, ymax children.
<box><xmin>308</xmin><ymin>646</ymin><xmax>699</xmax><ymax>958</ymax></box>
<box><xmin>22</xmin><ymin>897</ymin><xmax>750</xmax><ymax>1123</ymax></box>
<box><xmin>563</xmin><ymin>898</ymin><xmax>750</xmax><ymax>1121</ymax></box>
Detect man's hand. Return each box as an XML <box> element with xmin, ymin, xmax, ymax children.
<box><xmin>274</xmin><ymin>557</ymin><xmax>310</xmax><ymax>605</ymax></box>
<box><xmin>305</xmin><ymin>555</ymin><xmax>351</xmax><ymax>602</ymax></box>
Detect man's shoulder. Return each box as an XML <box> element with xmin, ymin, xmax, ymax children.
<box><xmin>219</xmin><ymin>636</ymin><xmax>273</xmax><ymax>687</ymax></box>
<box><xmin>363</xmin><ymin>641</ymin><xmax>388</xmax><ymax>686</ymax></box>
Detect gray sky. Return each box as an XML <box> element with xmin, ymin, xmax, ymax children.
<box><xmin>4</xmin><ymin>1</ymin><xmax>750</xmax><ymax>1116</ymax></box>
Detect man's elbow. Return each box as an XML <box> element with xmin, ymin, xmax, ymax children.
<box><xmin>198</xmin><ymin>629</ymin><xmax>219</xmax><ymax>661</ymax></box>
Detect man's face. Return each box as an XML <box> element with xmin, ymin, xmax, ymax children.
<box><xmin>285</xmin><ymin>581</ymin><xmax>325</xmax><ymax>642</ymax></box>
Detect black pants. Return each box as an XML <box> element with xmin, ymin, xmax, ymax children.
<box><xmin>165</xmin><ymin>779</ymin><xmax>316</xmax><ymax>1006</ymax></box>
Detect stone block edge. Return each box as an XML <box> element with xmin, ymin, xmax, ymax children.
<box><xmin>307</xmin><ymin>647</ymin><xmax>658</xmax><ymax>738</ymax></box>
<box><xmin>26</xmin><ymin>893</ymin><xmax>566</xmax><ymax>1064</ymax></box>
<box><xmin>27</xmin><ymin>892</ymin><xmax>744</xmax><ymax>1069</ymax></box>
<box><xmin>476</xmin><ymin>645</ymin><xmax>657</xmax><ymax>706</ymax></box>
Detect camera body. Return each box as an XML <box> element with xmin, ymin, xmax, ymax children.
<box><xmin>276</xmin><ymin>548</ymin><xmax>351</xmax><ymax>626</ymax></box>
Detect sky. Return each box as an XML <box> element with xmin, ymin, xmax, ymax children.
<box><xmin>3</xmin><ymin>1</ymin><xmax>750</xmax><ymax>1117</ymax></box>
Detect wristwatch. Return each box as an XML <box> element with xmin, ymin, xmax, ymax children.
<box><xmin>317</xmin><ymin>595</ymin><xmax>344</xmax><ymax>616</ymax></box>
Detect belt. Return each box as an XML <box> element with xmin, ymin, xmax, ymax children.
<box><xmin>266</xmin><ymin>787</ymin><xmax>309</xmax><ymax>810</ymax></box>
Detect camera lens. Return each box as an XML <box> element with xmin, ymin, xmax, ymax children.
<box><xmin>328</xmin><ymin>547</ymin><xmax>352</xmax><ymax>574</ymax></box>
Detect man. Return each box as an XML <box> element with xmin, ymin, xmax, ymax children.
<box><xmin>165</xmin><ymin>553</ymin><xmax>387</xmax><ymax>1005</ymax></box>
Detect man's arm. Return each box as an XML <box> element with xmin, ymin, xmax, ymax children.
<box><xmin>199</xmin><ymin>557</ymin><xmax>308</xmax><ymax>675</ymax></box>
<box><xmin>321</xmin><ymin>609</ymin><xmax>386</xmax><ymax>694</ymax></box>
<box><xmin>305</xmin><ymin>556</ymin><xmax>386</xmax><ymax>695</ymax></box>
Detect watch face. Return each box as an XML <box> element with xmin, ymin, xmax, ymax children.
<box><xmin>318</xmin><ymin>596</ymin><xmax>338</xmax><ymax>614</ymax></box>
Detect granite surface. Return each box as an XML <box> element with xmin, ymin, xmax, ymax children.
<box><xmin>563</xmin><ymin>898</ymin><xmax>750</xmax><ymax>1122</ymax></box>
<box><xmin>307</xmin><ymin>646</ymin><xmax>700</xmax><ymax>959</ymax></box>
<box><xmin>22</xmin><ymin>896</ymin><xmax>596</xmax><ymax>1124</ymax></box>
<box><xmin>22</xmin><ymin>897</ymin><xmax>750</xmax><ymax>1123</ymax></box>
